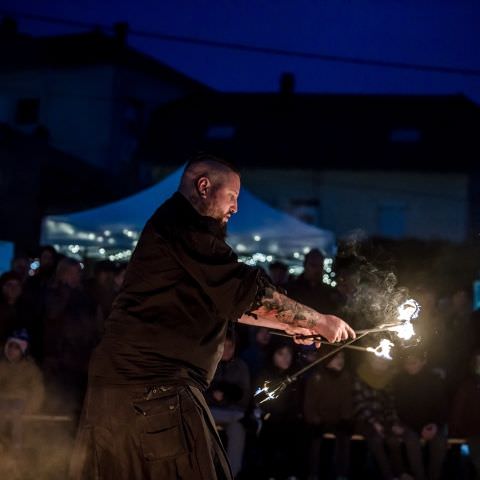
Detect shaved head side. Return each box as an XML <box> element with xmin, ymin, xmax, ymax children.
<box><xmin>178</xmin><ymin>153</ymin><xmax>241</xmax><ymax>227</ymax></box>
<box><xmin>179</xmin><ymin>154</ymin><xmax>240</xmax><ymax>194</ymax></box>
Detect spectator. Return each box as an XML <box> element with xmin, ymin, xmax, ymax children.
<box><xmin>207</xmin><ymin>331</ymin><xmax>251</xmax><ymax>477</ymax></box>
<box><xmin>29</xmin><ymin>245</ymin><xmax>59</xmax><ymax>289</ymax></box>
<box><xmin>85</xmin><ymin>260</ymin><xmax>117</xmax><ymax>321</ymax></box>
<box><xmin>450</xmin><ymin>349</ymin><xmax>480</xmax><ymax>479</ymax></box>
<box><xmin>444</xmin><ymin>286</ymin><xmax>474</xmax><ymax>394</ymax></box>
<box><xmin>286</xmin><ymin>248</ymin><xmax>342</xmax><ymax>317</ymax></box>
<box><xmin>268</xmin><ymin>261</ymin><xmax>289</xmax><ymax>288</ymax></box>
<box><xmin>43</xmin><ymin>257</ymin><xmax>101</xmax><ymax>413</ymax></box>
<box><xmin>393</xmin><ymin>347</ymin><xmax>448</xmax><ymax>480</ymax></box>
<box><xmin>0</xmin><ymin>328</ymin><xmax>45</xmax><ymax>449</ymax></box>
<box><xmin>303</xmin><ymin>350</ymin><xmax>353</xmax><ymax>480</ymax></box>
<box><xmin>353</xmin><ymin>355</ymin><xmax>403</xmax><ymax>480</ymax></box>
<box><xmin>241</xmin><ymin>327</ymin><xmax>272</xmax><ymax>381</ymax></box>
<box><xmin>113</xmin><ymin>262</ymin><xmax>127</xmax><ymax>293</ymax></box>
<box><xmin>257</xmin><ymin>342</ymin><xmax>303</xmax><ymax>480</ymax></box>
<box><xmin>10</xmin><ymin>255</ymin><xmax>30</xmax><ymax>284</ymax></box>
<box><xmin>0</xmin><ymin>271</ymin><xmax>25</xmax><ymax>343</ymax></box>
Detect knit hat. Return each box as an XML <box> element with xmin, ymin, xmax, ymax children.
<box><xmin>5</xmin><ymin>328</ymin><xmax>30</xmax><ymax>356</ymax></box>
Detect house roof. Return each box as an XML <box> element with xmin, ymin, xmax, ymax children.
<box><xmin>0</xmin><ymin>26</ymin><xmax>207</xmax><ymax>91</ymax></box>
<box><xmin>137</xmin><ymin>91</ymin><xmax>480</xmax><ymax>172</ymax></box>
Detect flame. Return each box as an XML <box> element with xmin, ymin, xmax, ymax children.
<box><xmin>255</xmin><ymin>381</ymin><xmax>283</xmax><ymax>404</ymax></box>
<box><xmin>397</xmin><ymin>298</ymin><xmax>420</xmax><ymax>322</ymax></box>
<box><xmin>367</xmin><ymin>339</ymin><xmax>394</xmax><ymax>360</ymax></box>
<box><xmin>388</xmin><ymin>298</ymin><xmax>420</xmax><ymax>340</ymax></box>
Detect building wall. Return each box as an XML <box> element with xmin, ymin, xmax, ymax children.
<box><xmin>0</xmin><ymin>65</ymin><xmax>192</xmax><ymax>171</ymax></box>
<box><xmin>242</xmin><ymin>169</ymin><xmax>468</xmax><ymax>243</ymax></box>
<box><xmin>0</xmin><ymin>66</ymin><xmax>115</xmax><ymax>168</ymax></box>
<box><xmin>110</xmin><ymin>67</ymin><xmax>192</xmax><ymax>171</ymax></box>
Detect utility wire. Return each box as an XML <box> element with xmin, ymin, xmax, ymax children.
<box><xmin>2</xmin><ymin>9</ymin><xmax>480</xmax><ymax>77</ymax></box>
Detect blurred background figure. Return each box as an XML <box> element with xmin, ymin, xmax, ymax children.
<box><xmin>85</xmin><ymin>260</ymin><xmax>117</xmax><ymax>322</ymax></box>
<box><xmin>241</xmin><ymin>327</ymin><xmax>272</xmax><ymax>382</ymax></box>
<box><xmin>449</xmin><ymin>349</ymin><xmax>480</xmax><ymax>480</ymax></box>
<box><xmin>10</xmin><ymin>255</ymin><xmax>30</xmax><ymax>285</ymax></box>
<box><xmin>0</xmin><ymin>328</ymin><xmax>45</xmax><ymax>450</ymax></box>
<box><xmin>353</xmin><ymin>354</ymin><xmax>403</xmax><ymax>480</ymax></box>
<box><xmin>207</xmin><ymin>331</ymin><xmax>251</xmax><ymax>478</ymax></box>
<box><xmin>256</xmin><ymin>342</ymin><xmax>303</xmax><ymax>480</ymax></box>
<box><xmin>0</xmin><ymin>271</ymin><xmax>25</xmax><ymax>343</ymax></box>
<box><xmin>43</xmin><ymin>257</ymin><xmax>100</xmax><ymax>416</ymax></box>
<box><xmin>287</xmin><ymin>248</ymin><xmax>342</xmax><ymax>317</ymax></box>
<box><xmin>393</xmin><ymin>348</ymin><xmax>448</xmax><ymax>480</ymax></box>
<box><xmin>303</xmin><ymin>350</ymin><xmax>353</xmax><ymax>480</ymax></box>
<box><xmin>268</xmin><ymin>261</ymin><xmax>289</xmax><ymax>289</ymax></box>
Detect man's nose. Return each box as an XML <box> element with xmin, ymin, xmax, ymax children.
<box><xmin>231</xmin><ymin>198</ymin><xmax>238</xmax><ymax>214</ymax></box>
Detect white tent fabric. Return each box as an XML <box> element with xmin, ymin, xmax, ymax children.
<box><xmin>42</xmin><ymin>167</ymin><xmax>336</xmax><ymax>259</ymax></box>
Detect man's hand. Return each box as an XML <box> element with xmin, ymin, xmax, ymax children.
<box><xmin>308</xmin><ymin>314</ymin><xmax>355</xmax><ymax>344</ymax></box>
<box><xmin>244</xmin><ymin>290</ymin><xmax>355</xmax><ymax>346</ymax></box>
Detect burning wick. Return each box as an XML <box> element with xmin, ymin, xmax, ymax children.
<box><xmin>366</xmin><ymin>339</ymin><xmax>394</xmax><ymax>360</ymax></box>
<box><xmin>255</xmin><ymin>380</ymin><xmax>288</xmax><ymax>404</ymax></box>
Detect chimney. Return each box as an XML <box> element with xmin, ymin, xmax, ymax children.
<box><xmin>113</xmin><ymin>22</ymin><xmax>129</xmax><ymax>45</ymax></box>
<box><xmin>0</xmin><ymin>16</ymin><xmax>18</xmax><ymax>37</ymax></box>
<box><xmin>280</xmin><ymin>72</ymin><xmax>295</xmax><ymax>95</ymax></box>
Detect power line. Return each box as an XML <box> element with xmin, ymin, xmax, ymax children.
<box><xmin>2</xmin><ymin>9</ymin><xmax>480</xmax><ymax>77</ymax></box>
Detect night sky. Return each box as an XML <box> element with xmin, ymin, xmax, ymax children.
<box><xmin>2</xmin><ymin>0</ymin><xmax>480</xmax><ymax>102</ymax></box>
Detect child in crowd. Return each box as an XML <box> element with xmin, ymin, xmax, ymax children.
<box><xmin>393</xmin><ymin>347</ymin><xmax>448</xmax><ymax>480</ymax></box>
<box><xmin>0</xmin><ymin>328</ymin><xmax>45</xmax><ymax>450</ymax></box>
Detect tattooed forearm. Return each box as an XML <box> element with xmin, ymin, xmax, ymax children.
<box><xmin>253</xmin><ymin>289</ymin><xmax>321</xmax><ymax>328</ymax></box>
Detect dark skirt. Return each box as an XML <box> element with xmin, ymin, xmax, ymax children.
<box><xmin>69</xmin><ymin>382</ymin><xmax>232</xmax><ymax>480</ymax></box>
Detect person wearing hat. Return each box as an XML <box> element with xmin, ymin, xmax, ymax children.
<box><xmin>0</xmin><ymin>329</ymin><xmax>45</xmax><ymax>417</ymax></box>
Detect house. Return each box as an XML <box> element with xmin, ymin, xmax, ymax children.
<box><xmin>136</xmin><ymin>82</ymin><xmax>480</xmax><ymax>243</ymax></box>
<box><xmin>0</xmin><ymin>123</ymin><xmax>111</xmax><ymax>254</ymax></box>
<box><xmin>0</xmin><ymin>18</ymin><xmax>207</xmax><ymax>179</ymax></box>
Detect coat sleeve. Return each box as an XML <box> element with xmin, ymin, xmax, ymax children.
<box><xmin>165</xmin><ymin>226</ymin><xmax>273</xmax><ymax>321</ymax></box>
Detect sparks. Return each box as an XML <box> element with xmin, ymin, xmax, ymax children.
<box><xmin>367</xmin><ymin>339</ymin><xmax>394</xmax><ymax>360</ymax></box>
<box><xmin>254</xmin><ymin>381</ymin><xmax>286</xmax><ymax>404</ymax></box>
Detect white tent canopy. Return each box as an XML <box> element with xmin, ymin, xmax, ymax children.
<box><xmin>41</xmin><ymin>167</ymin><xmax>336</xmax><ymax>262</ymax></box>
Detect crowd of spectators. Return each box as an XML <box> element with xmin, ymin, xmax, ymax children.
<box><xmin>0</xmin><ymin>245</ymin><xmax>479</xmax><ymax>480</ymax></box>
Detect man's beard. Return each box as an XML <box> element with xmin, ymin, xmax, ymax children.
<box><xmin>214</xmin><ymin>218</ymin><xmax>228</xmax><ymax>241</ymax></box>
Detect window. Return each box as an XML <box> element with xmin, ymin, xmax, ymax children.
<box><xmin>378</xmin><ymin>203</ymin><xmax>407</xmax><ymax>238</ymax></box>
<box><xmin>15</xmin><ymin>98</ymin><xmax>39</xmax><ymax>125</ymax></box>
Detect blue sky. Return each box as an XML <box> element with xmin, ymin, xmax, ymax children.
<box><xmin>3</xmin><ymin>0</ymin><xmax>480</xmax><ymax>101</ymax></box>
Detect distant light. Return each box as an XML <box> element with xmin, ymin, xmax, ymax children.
<box><xmin>104</xmin><ymin>230</ymin><xmax>111</xmax><ymax>236</ymax></box>
<box><xmin>30</xmin><ymin>260</ymin><xmax>40</xmax><ymax>270</ymax></box>
<box><xmin>79</xmin><ymin>262</ymin><xmax>84</xmax><ymax>269</ymax></box>
<box><xmin>289</xmin><ymin>268</ymin><xmax>296</xmax><ymax>274</ymax></box>
<box><xmin>236</xmin><ymin>243</ymin><xmax>247</xmax><ymax>252</ymax></box>
<box><xmin>97</xmin><ymin>236</ymin><xmax>104</xmax><ymax>242</ymax></box>
<box><xmin>331</xmin><ymin>281</ymin><xmax>337</xmax><ymax>287</ymax></box>
<box><xmin>293</xmin><ymin>252</ymin><xmax>300</xmax><ymax>259</ymax></box>
<box><xmin>303</xmin><ymin>247</ymin><xmax>311</xmax><ymax>254</ymax></box>
<box><xmin>108</xmin><ymin>238</ymin><xmax>115</xmax><ymax>244</ymax></box>
<box><xmin>88</xmin><ymin>233</ymin><xmax>95</xmax><ymax>240</ymax></box>
<box><xmin>99</xmin><ymin>248</ymin><xmax>106</xmax><ymax>255</ymax></box>
<box><xmin>266</xmin><ymin>255</ymin><xmax>273</xmax><ymax>262</ymax></box>
<box><xmin>253</xmin><ymin>235</ymin><xmax>261</xmax><ymax>242</ymax></box>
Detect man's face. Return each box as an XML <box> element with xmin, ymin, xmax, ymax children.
<box><xmin>206</xmin><ymin>172</ymin><xmax>240</xmax><ymax>225</ymax></box>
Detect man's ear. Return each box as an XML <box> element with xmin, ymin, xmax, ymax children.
<box><xmin>196</xmin><ymin>176</ymin><xmax>211</xmax><ymax>198</ymax></box>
